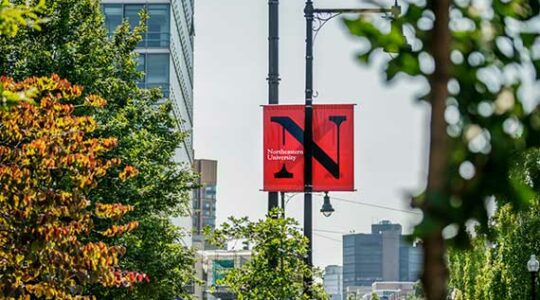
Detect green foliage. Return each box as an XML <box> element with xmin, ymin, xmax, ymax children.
<box><xmin>344</xmin><ymin>0</ymin><xmax>540</xmax><ymax>243</ymax></box>
<box><xmin>0</xmin><ymin>0</ymin><xmax>196</xmax><ymax>299</ymax></box>
<box><xmin>409</xmin><ymin>282</ymin><xmax>425</xmax><ymax>299</ymax></box>
<box><xmin>207</xmin><ymin>209</ymin><xmax>329</xmax><ymax>300</ymax></box>
<box><xmin>345</xmin><ymin>1</ymin><xmax>540</xmax><ymax>298</ymax></box>
<box><xmin>0</xmin><ymin>0</ymin><xmax>43</xmax><ymax>37</ymax></box>
<box><xmin>449</xmin><ymin>200</ymin><xmax>540</xmax><ymax>300</ymax></box>
<box><xmin>448</xmin><ymin>149</ymin><xmax>540</xmax><ymax>299</ymax></box>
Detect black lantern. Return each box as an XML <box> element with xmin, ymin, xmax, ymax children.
<box><xmin>320</xmin><ymin>192</ymin><xmax>335</xmax><ymax>217</ymax></box>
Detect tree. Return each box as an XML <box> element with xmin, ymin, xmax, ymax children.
<box><xmin>0</xmin><ymin>0</ymin><xmax>43</xmax><ymax>37</ymax></box>
<box><xmin>0</xmin><ymin>1</ymin><xmax>196</xmax><ymax>298</ymax></box>
<box><xmin>448</xmin><ymin>201</ymin><xmax>540</xmax><ymax>300</ymax></box>
<box><xmin>448</xmin><ymin>235</ymin><xmax>488</xmax><ymax>299</ymax></box>
<box><xmin>0</xmin><ymin>75</ymin><xmax>147</xmax><ymax>299</ymax></box>
<box><xmin>449</xmin><ymin>140</ymin><xmax>540</xmax><ymax>299</ymax></box>
<box><xmin>344</xmin><ymin>1</ymin><xmax>540</xmax><ymax>299</ymax></box>
<box><xmin>207</xmin><ymin>210</ymin><xmax>328</xmax><ymax>300</ymax></box>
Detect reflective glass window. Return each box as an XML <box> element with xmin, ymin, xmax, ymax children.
<box><xmin>124</xmin><ymin>5</ymin><xmax>144</xmax><ymax>47</ymax></box>
<box><xmin>102</xmin><ymin>4</ymin><xmax>170</xmax><ymax>48</ymax></box>
<box><xmin>147</xmin><ymin>5</ymin><xmax>170</xmax><ymax>47</ymax></box>
<box><xmin>124</xmin><ymin>5</ymin><xmax>144</xmax><ymax>29</ymax></box>
<box><xmin>103</xmin><ymin>4</ymin><xmax>122</xmax><ymax>35</ymax></box>
<box><xmin>136</xmin><ymin>54</ymin><xmax>145</xmax><ymax>89</ymax></box>
<box><xmin>137</xmin><ymin>53</ymin><xmax>170</xmax><ymax>97</ymax></box>
<box><xmin>147</xmin><ymin>54</ymin><xmax>170</xmax><ymax>97</ymax></box>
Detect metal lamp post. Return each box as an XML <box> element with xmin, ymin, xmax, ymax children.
<box><xmin>302</xmin><ymin>0</ymin><xmax>406</xmax><ymax>295</ymax></box>
<box><xmin>529</xmin><ymin>255</ymin><xmax>539</xmax><ymax>300</ymax></box>
<box><xmin>267</xmin><ymin>0</ymin><xmax>280</xmax><ymax>212</ymax></box>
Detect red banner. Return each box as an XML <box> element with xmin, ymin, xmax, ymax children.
<box><xmin>263</xmin><ymin>105</ymin><xmax>305</xmax><ymax>192</ymax></box>
<box><xmin>263</xmin><ymin>104</ymin><xmax>354</xmax><ymax>192</ymax></box>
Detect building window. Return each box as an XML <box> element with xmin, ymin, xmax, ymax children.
<box><xmin>204</xmin><ymin>185</ymin><xmax>216</xmax><ymax>200</ymax></box>
<box><xmin>103</xmin><ymin>5</ymin><xmax>122</xmax><ymax>34</ymax></box>
<box><xmin>137</xmin><ymin>53</ymin><xmax>170</xmax><ymax>97</ymax></box>
<box><xmin>102</xmin><ymin>4</ymin><xmax>170</xmax><ymax>48</ymax></box>
<box><xmin>124</xmin><ymin>4</ymin><xmax>144</xmax><ymax>29</ymax></box>
<box><xmin>147</xmin><ymin>5</ymin><xmax>170</xmax><ymax>47</ymax></box>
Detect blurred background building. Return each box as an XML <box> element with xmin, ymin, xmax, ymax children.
<box><xmin>323</xmin><ymin>265</ymin><xmax>343</xmax><ymax>300</ymax></box>
<box><xmin>193</xmin><ymin>159</ymin><xmax>218</xmax><ymax>249</ymax></box>
<box><xmin>343</xmin><ymin>220</ymin><xmax>423</xmax><ymax>295</ymax></box>
<box><xmin>193</xmin><ymin>249</ymin><xmax>251</xmax><ymax>300</ymax></box>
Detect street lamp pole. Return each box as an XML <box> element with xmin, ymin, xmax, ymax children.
<box><xmin>533</xmin><ymin>272</ymin><xmax>537</xmax><ymax>300</ymax></box>
<box><xmin>268</xmin><ymin>0</ymin><xmax>280</xmax><ymax>212</ymax></box>
<box><xmin>303</xmin><ymin>0</ymin><xmax>314</xmax><ymax>295</ymax></box>
<box><xmin>302</xmin><ymin>0</ymin><xmax>403</xmax><ymax>295</ymax></box>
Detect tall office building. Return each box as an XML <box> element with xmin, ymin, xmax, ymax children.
<box><xmin>102</xmin><ymin>0</ymin><xmax>195</xmax><ymax>244</ymax></box>
<box><xmin>323</xmin><ymin>265</ymin><xmax>343</xmax><ymax>300</ymax></box>
<box><xmin>192</xmin><ymin>159</ymin><xmax>217</xmax><ymax>241</ymax></box>
<box><xmin>343</xmin><ymin>221</ymin><xmax>423</xmax><ymax>294</ymax></box>
<box><xmin>101</xmin><ymin>0</ymin><xmax>194</xmax><ymax>163</ymax></box>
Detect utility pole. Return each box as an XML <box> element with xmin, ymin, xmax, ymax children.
<box><xmin>303</xmin><ymin>0</ymin><xmax>314</xmax><ymax>295</ymax></box>
<box><xmin>268</xmin><ymin>0</ymin><xmax>280</xmax><ymax>212</ymax></box>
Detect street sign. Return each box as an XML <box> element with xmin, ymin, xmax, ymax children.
<box><xmin>263</xmin><ymin>104</ymin><xmax>354</xmax><ymax>192</ymax></box>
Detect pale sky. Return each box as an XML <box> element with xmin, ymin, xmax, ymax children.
<box><xmin>193</xmin><ymin>0</ymin><xmax>429</xmax><ymax>269</ymax></box>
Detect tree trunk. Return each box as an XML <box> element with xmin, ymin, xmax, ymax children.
<box><xmin>423</xmin><ymin>0</ymin><xmax>451</xmax><ymax>299</ymax></box>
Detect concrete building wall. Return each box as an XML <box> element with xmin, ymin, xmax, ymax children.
<box><xmin>381</xmin><ymin>231</ymin><xmax>400</xmax><ymax>281</ymax></box>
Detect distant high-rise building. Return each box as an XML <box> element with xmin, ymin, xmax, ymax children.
<box><xmin>192</xmin><ymin>159</ymin><xmax>217</xmax><ymax>245</ymax></box>
<box><xmin>323</xmin><ymin>265</ymin><xmax>343</xmax><ymax>300</ymax></box>
<box><xmin>343</xmin><ymin>221</ymin><xmax>423</xmax><ymax>294</ymax></box>
<box><xmin>101</xmin><ymin>0</ymin><xmax>195</xmax><ymax>245</ymax></box>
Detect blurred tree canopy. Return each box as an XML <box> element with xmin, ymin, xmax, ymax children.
<box><xmin>344</xmin><ymin>0</ymin><xmax>540</xmax><ymax>299</ymax></box>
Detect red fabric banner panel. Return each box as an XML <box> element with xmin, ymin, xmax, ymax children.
<box><xmin>312</xmin><ymin>104</ymin><xmax>354</xmax><ymax>192</ymax></box>
<box><xmin>263</xmin><ymin>105</ymin><xmax>305</xmax><ymax>192</ymax></box>
<box><xmin>263</xmin><ymin>104</ymin><xmax>355</xmax><ymax>192</ymax></box>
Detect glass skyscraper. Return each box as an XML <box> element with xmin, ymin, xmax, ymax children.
<box><xmin>102</xmin><ymin>0</ymin><xmax>195</xmax><ymax>244</ymax></box>
<box><xmin>102</xmin><ymin>0</ymin><xmax>194</xmax><ymax>164</ymax></box>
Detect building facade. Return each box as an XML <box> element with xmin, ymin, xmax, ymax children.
<box><xmin>102</xmin><ymin>0</ymin><xmax>194</xmax><ymax>163</ymax></box>
<box><xmin>102</xmin><ymin>0</ymin><xmax>195</xmax><ymax>245</ymax></box>
<box><xmin>343</xmin><ymin>221</ymin><xmax>423</xmax><ymax>293</ymax></box>
<box><xmin>192</xmin><ymin>159</ymin><xmax>217</xmax><ymax>248</ymax></box>
<box><xmin>324</xmin><ymin>265</ymin><xmax>343</xmax><ymax>300</ymax></box>
<box><xmin>194</xmin><ymin>249</ymin><xmax>251</xmax><ymax>300</ymax></box>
